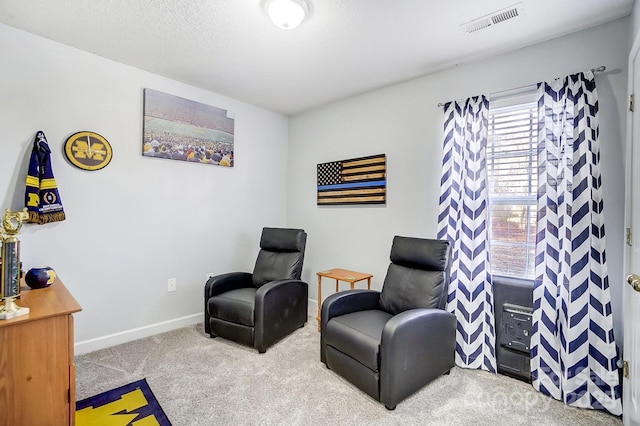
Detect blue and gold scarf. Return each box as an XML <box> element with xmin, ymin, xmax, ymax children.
<box><xmin>25</xmin><ymin>131</ymin><xmax>65</xmax><ymax>224</ymax></box>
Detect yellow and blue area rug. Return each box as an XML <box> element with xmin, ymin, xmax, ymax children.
<box><xmin>76</xmin><ymin>378</ymin><xmax>172</xmax><ymax>426</ymax></box>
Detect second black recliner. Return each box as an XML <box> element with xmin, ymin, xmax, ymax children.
<box><xmin>321</xmin><ymin>236</ymin><xmax>456</xmax><ymax>410</ymax></box>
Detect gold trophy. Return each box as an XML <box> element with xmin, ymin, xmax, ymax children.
<box><xmin>0</xmin><ymin>208</ymin><xmax>30</xmax><ymax>319</ymax></box>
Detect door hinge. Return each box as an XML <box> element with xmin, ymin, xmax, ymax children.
<box><xmin>623</xmin><ymin>360</ymin><xmax>629</xmax><ymax>378</ymax></box>
<box><xmin>630</xmin><ymin>94</ymin><xmax>635</xmax><ymax>112</ymax></box>
<box><xmin>627</xmin><ymin>227</ymin><xmax>633</xmax><ymax>247</ymax></box>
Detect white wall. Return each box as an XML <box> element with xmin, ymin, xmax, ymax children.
<box><xmin>1</xmin><ymin>17</ymin><xmax>630</xmax><ymax>352</ymax></box>
<box><xmin>288</xmin><ymin>18</ymin><xmax>629</xmax><ymax>347</ymax></box>
<box><xmin>631</xmin><ymin>0</ymin><xmax>640</xmax><ymax>43</ymax></box>
<box><xmin>0</xmin><ymin>24</ymin><xmax>289</xmax><ymax>353</ymax></box>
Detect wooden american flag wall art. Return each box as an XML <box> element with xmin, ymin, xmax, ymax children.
<box><xmin>316</xmin><ymin>154</ymin><xmax>386</xmax><ymax>205</ymax></box>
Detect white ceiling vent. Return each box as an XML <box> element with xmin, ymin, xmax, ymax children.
<box><xmin>461</xmin><ymin>3</ymin><xmax>522</xmax><ymax>34</ymax></box>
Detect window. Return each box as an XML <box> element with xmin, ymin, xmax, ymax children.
<box><xmin>487</xmin><ymin>96</ymin><xmax>538</xmax><ymax>279</ymax></box>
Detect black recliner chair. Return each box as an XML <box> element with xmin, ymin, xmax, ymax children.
<box><xmin>321</xmin><ymin>236</ymin><xmax>456</xmax><ymax>410</ymax></box>
<box><xmin>204</xmin><ymin>227</ymin><xmax>308</xmax><ymax>353</ymax></box>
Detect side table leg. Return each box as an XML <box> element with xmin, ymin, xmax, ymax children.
<box><xmin>317</xmin><ymin>275</ymin><xmax>322</xmax><ymax>332</ymax></box>
<box><xmin>367</xmin><ymin>277</ymin><xmax>371</xmax><ymax>290</ymax></box>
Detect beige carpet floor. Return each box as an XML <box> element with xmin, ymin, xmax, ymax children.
<box><xmin>75</xmin><ymin>318</ymin><xmax>622</xmax><ymax>426</ymax></box>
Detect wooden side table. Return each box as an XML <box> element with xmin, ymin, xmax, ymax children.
<box><xmin>316</xmin><ymin>268</ymin><xmax>373</xmax><ymax>331</ymax></box>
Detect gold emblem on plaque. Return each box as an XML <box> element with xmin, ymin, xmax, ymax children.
<box><xmin>64</xmin><ymin>131</ymin><xmax>113</xmax><ymax>171</ymax></box>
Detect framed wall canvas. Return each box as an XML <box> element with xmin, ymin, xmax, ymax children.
<box><xmin>142</xmin><ymin>88</ymin><xmax>235</xmax><ymax>166</ymax></box>
<box><xmin>317</xmin><ymin>154</ymin><xmax>386</xmax><ymax>205</ymax></box>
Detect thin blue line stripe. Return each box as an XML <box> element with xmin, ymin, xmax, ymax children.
<box><xmin>318</xmin><ymin>180</ymin><xmax>386</xmax><ymax>191</ymax></box>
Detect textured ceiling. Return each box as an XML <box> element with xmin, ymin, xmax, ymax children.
<box><xmin>0</xmin><ymin>0</ymin><xmax>634</xmax><ymax>115</ymax></box>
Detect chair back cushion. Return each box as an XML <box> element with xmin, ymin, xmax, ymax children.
<box><xmin>379</xmin><ymin>236</ymin><xmax>451</xmax><ymax>315</ymax></box>
<box><xmin>252</xmin><ymin>227</ymin><xmax>307</xmax><ymax>287</ymax></box>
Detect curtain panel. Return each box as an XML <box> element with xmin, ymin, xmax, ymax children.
<box><xmin>437</xmin><ymin>96</ymin><xmax>497</xmax><ymax>373</ymax></box>
<box><xmin>530</xmin><ymin>71</ymin><xmax>622</xmax><ymax>415</ymax></box>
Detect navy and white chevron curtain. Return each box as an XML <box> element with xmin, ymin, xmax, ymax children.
<box><xmin>531</xmin><ymin>71</ymin><xmax>621</xmax><ymax>415</ymax></box>
<box><xmin>437</xmin><ymin>96</ymin><xmax>497</xmax><ymax>373</ymax></box>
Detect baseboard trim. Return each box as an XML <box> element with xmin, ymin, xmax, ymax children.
<box><xmin>76</xmin><ymin>299</ymin><xmax>318</xmax><ymax>355</ymax></box>
<box><xmin>74</xmin><ymin>312</ymin><xmax>203</xmax><ymax>355</ymax></box>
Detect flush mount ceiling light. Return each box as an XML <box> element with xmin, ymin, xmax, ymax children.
<box><xmin>266</xmin><ymin>0</ymin><xmax>310</xmax><ymax>30</ymax></box>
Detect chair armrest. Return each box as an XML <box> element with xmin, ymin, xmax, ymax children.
<box><xmin>254</xmin><ymin>279</ymin><xmax>308</xmax><ymax>352</ymax></box>
<box><xmin>321</xmin><ymin>289</ymin><xmax>380</xmax><ymax>323</ymax></box>
<box><xmin>382</xmin><ymin>309</ymin><xmax>456</xmax><ymax>345</ymax></box>
<box><xmin>320</xmin><ymin>289</ymin><xmax>380</xmax><ymax>364</ymax></box>
<box><xmin>255</xmin><ymin>279</ymin><xmax>308</xmax><ymax>316</ymax></box>
<box><xmin>204</xmin><ymin>272</ymin><xmax>253</xmax><ymax>335</ymax></box>
<box><xmin>204</xmin><ymin>272</ymin><xmax>253</xmax><ymax>299</ymax></box>
<box><xmin>379</xmin><ymin>309</ymin><xmax>456</xmax><ymax>408</ymax></box>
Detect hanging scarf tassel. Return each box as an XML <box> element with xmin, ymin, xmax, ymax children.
<box><xmin>32</xmin><ymin>211</ymin><xmax>66</xmax><ymax>224</ymax></box>
<box><xmin>25</xmin><ymin>131</ymin><xmax>66</xmax><ymax>225</ymax></box>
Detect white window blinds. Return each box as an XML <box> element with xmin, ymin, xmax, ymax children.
<box><xmin>487</xmin><ymin>99</ymin><xmax>538</xmax><ymax>279</ymax></box>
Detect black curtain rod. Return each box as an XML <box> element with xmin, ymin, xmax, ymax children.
<box><xmin>437</xmin><ymin>66</ymin><xmax>607</xmax><ymax>107</ymax></box>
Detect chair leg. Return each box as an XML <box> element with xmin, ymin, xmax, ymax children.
<box><xmin>208</xmin><ymin>333</ymin><xmax>217</xmax><ymax>339</ymax></box>
<box><xmin>444</xmin><ymin>369</ymin><xmax>451</xmax><ymax>375</ymax></box>
<box><xmin>385</xmin><ymin>405</ymin><xmax>396</xmax><ymax>411</ymax></box>
<box><xmin>258</xmin><ymin>349</ymin><xmax>266</xmax><ymax>354</ymax></box>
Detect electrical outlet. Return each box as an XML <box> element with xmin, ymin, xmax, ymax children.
<box><xmin>205</xmin><ymin>272</ymin><xmax>216</xmax><ymax>281</ymax></box>
<box><xmin>168</xmin><ymin>278</ymin><xmax>177</xmax><ymax>292</ymax></box>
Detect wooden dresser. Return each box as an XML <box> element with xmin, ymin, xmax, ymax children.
<box><xmin>0</xmin><ymin>278</ymin><xmax>82</xmax><ymax>426</ymax></box>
